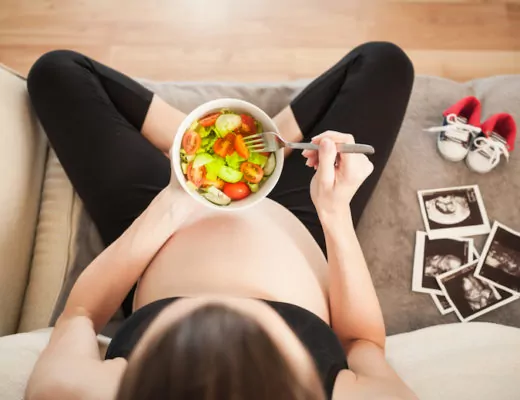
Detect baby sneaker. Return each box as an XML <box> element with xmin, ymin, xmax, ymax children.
<box><xmin>466</xmin><ymin>113</ymin><xmax>516</xmax><ymax>174</ymax></box>
<box><xmin>425</xmin><ymin>96</ymin><xmax>482</xmax><ymax>162</ymax></box>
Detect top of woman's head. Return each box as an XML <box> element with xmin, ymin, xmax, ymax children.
<box><xmin>116</xmin><ymin>303</ymin><xmax>325</xmax><ymax>400</ymax></box>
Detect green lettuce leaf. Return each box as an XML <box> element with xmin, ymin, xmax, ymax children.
<box><xmin>205</xmin><ymin>155</ymin><xmax>225</xmax><ymax>180</ymax></box>
<box><xmin>255</xmin><ymin>120</ymin><xmax>263</xmax><ymax>133</ymax></box>
<box><xmin>201</xmin><ymin>132</ymin><xmax>218</xmax><ymax>152</ymax></box>
<box><xmin>225</xmin><ymin>152</ymin><xmax>246</xmax><ymax>170</ymax></box>
<box><xmin>247</xmin><ymin>152</ymin><xmax>268</xmax><ymax>167</ymax></box>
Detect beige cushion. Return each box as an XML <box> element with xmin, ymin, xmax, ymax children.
<box><xmin>0</xmin><ymin>65</ymin><xmax>47</xmax><ymax>335</ymax></box>
<box><xmin>17</xmin><ymin>150</ymin><xmax>83</xmax><ymax>333</ymax></box>
<box><xmin>1</xmin><ymin>322</ymin><xmax>518</xmax><ymax>400</ymax></box>
<box><xmin>0</xmin><ymin>328</ymin><xmax>111</xmax><ymax>400</ymax></box>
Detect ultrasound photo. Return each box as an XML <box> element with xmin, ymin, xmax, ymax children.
<box><xmin>431</xmin><ymin>293</ymin><xmax>453</xmax><ymax>315</ymax></box>
<box><xmin>437</xmin><ymin>261</ymin><xmax>519</xmax><ymax>322</ymax></box>
<box><xmin>476</xmin><ymin>221</ymin><xmax>520</xmax><ymax>294</ymax></box>
<box><xmin>412</xmin><ymin>231</ymin><xmax>473</xmax><ymax>295</ymax></box>
<box><xmin>418</xmin><ymin>185</ymin><xmax>490</xmax><ymax>239</ymax></box>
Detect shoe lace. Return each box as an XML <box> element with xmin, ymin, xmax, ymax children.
<box><xmin>424</xmin><ymin>113</ymin><xmax>481</xmax><ymax>144</ymax></box>
<box><xmin>472</xmin><ymin>135</ymin><xmax>510</xmax><ymax>168</ymax></box>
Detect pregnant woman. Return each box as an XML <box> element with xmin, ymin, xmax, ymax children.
<box><xmin>26</xmin><ymin>42</ymin><xmax>416</xmax><ymax>400</ymax></box>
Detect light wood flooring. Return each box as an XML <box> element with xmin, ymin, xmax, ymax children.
<box><xmin>0</xmin><ymin>0</ymin><xmax>519</xmax><ymax>82</ymax></box>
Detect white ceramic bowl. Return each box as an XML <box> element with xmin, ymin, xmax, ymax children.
<box><xmin>171</xmin><ymin>98</ymin><xmax>284</xmax><ymax>211</ymax></box>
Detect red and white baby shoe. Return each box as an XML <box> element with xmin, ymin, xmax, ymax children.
<box><xmin>466</xmin><ymin>113</ymin><xmax>516</xmax><ymax>174</ymax></box>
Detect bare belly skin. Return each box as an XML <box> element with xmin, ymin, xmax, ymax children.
<box><xmin>134</xmin><ymin>198</ymin><xmax>330</xmax><ymax>322</ymax></box>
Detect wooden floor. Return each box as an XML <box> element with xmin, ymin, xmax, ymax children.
<box><xmin>0</xmin><ymin>0</ymin><xmax>519</xmax><ymax>82</ymax></box>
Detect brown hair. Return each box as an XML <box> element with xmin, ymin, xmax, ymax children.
<box><xmin>116</xmin><ymin>303</ymin><xmax>325</xmax><ymax>400</ymax></box>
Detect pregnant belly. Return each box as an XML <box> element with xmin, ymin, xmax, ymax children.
<box><xmin>134</xmin><ymin>199</ymin><xmax>330</xmax><ymax>322</ymax></box>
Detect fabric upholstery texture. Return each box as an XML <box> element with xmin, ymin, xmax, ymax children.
<box><xmin>0</xmin><ymin>65</ymin><xmax>47</xmax><ymax>336</ymax></box>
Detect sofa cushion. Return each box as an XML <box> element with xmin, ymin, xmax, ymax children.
<box><xmin>23</xmin><ymin>75</ymin><xmax>520</xmax><ymax>335</ymax></box>
<box><xmin>0</xmin><ymin>65</ymin><xmax>47</xmax><ymax>336</ymax></box>
<box><xmin>1</xmin><ymin>322</ymin><xmax>519</xmax><ymax>400</ymax></box>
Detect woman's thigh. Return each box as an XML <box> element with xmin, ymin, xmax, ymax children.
<box><xmin>269</xmin><ymin>42</ymin><xmax>415</xmax><ymax>254</ymax></box>
<box><xmin>27</xmin><ymin>50</ymin><xmax>170</xmax><ymax>246</ymax></box>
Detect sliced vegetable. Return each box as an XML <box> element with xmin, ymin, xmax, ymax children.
<box><xmin>205</xmin><ymin>156</ymin><xmax>225</xmax><ymax>180</ymax></box>
<box><xmin>182</xmin><ymin>130</ymin><xmax>201</xmax><ymax>155</ymax></box>
<box><xmin>247</xmin><ymin>152</ymin><xmax>267</xmax><ymax>167</ymax></box>
<box><xmin>189</xmin><ymin>120</ymin><xmax>199</xmax><ymax>132</ymax></box>
<box><xmin>225</xmin><ymin>152</ymin><xmax>246</xmax><ymax>170</ymax></box>
<box><xmin>213</xmin><ymin>132</ymin><xmax>236</xmax><ymax>158</ymax></box>
<box><xmin>181</xmin><ymin>151</ymin><xmax>196</xmax><ymax>163</ymax></box>
<box><xmin>263</xmin><ymin>153</ymin><xmax>276</xmax><ymax>176</ymax></box>
<box><xmin>186</xmin><ymin>181</ymin><xmax>198</xmax><ymax>191</ymax></box>
<box><xmin>247</xmin><ymin>182</ymin><xmax>259</xmax><ymax>193</ymax></box>
<box><xmin>234</xmin><ymin>134</ymin><xmax>250</xmax><ymax>159</ymax></box>
<box><xmin>201</xmin><ymin>133</ymin><xmax>218</xmax><ymax>152</ymax></box>
<box><xmin>187</xmin><ymin>162</ymin><xmax>206</xmax><ymax>188</ymax></box>
<box><xmin>196</xmin><ymin>126</ymin><xmax>211</xmax><ymax>138</ymax></box>
<box><xmin>218</xmin><ymin>166</ymin><xmax>243</xmax><ymax>183</ymax></box>
<box><xmin>193</xmin><ymin>153</ymin><xmax>214</xmax><ymax>169</ymax></box>
<box><xmin>202</xmin><ymin>177</ymin><xmax>225</xmax><ymax>190</ymax></box>
<box><xmin>215</xmin><ymin>114</ymin><xmax>242</xmax><ymax>136</ymax></box>
<box><xmin>181</xmin><ymin>109</ymin><xmax>271</xmax><ymax>206</ymax></box>
<box><xmin>203</xmin><ymin>186</ymin><xmax>232</xmax><ymax>206</ymax></box>
<box><xmin>240</xmin><ymin>114</ymin><xmax>257</xmax><ymax>135</ymax></box>
<box><xmin>240</xmin><ymin>162</ymin><xmax>264</xmax><ymax>184</ymax></box>
<box><xmin>199</xmin><ymin>112</ymin><xmax>221</xmax><ymax>127</ymax></box>
<box><xmin>255</xmin><ymin>120</ymin><xmax>263</xmax><ymax>133</ymax></box>
<box><xmin>223</xmin><ymin>182</ymin><xmax>251</xmax><ymax>200</ymax></box>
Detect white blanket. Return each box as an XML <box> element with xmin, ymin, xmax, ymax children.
<box><xmin>1</xmin><ymin>322</ymin><xmax>519</xmax><ymax>400</ymax></box>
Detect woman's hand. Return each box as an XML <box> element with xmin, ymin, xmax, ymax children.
<box><xmin>165</xmin><ymin>145</ymin><xmax>205</xmax><ymax>229</ymax></box>
<box><xmin>304</xmin><ymin>131</ymin><xmax>374</xmax><ymax>226</ymax></box>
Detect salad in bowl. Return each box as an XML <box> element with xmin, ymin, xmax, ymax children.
<box><xmin>172</xmin><ymin>99</ymin><xmax>283</xmax><ymax>210</ymax></box>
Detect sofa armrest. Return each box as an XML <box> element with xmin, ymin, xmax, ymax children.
<box><xmin>0</xmin><ymin>65</ymin><xmax>47</xmax><ymax>336</ymax></box>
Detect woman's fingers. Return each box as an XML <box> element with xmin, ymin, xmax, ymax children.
<box><xmin>302</xmin><ymin>149</ymin><xmax>313</xmax><ymax>158</ymax></box>
<box><xmin>316</xmin><ymin>138</ymin><xmax>337</xmax><ymax>187</ymax></box>
<box><xmin>304</xmin><ymin>131</ymin><xmax>355</xmax><ymax>169</ymax></box>
<box><xmin>312</xmin><ymin>130</ymin><xmax>355</xmax><ymax>145</ymax></box>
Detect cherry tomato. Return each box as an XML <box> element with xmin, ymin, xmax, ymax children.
<box><xmin>234</xmin><ymin>134</ymin><xmax>250</xmax><ymax>159</ymax></box>
<box><xmin>182</xmin><ymin>130</ymin><xmax>201</xmax><ymax>155</ymax></box>
<box><xmin>186</xmin><ymin>162</ymin><xmax>206</xmax><ymax>188</ymax></box>
<box><xmin>224</xmin><ymin>133</ymin><xmax>237</xmax><ymax>155</ymax></box>
<box><xmin>198</xmin><ymin>112</ymin><xmax>221</xmax><ymax>127</ymax></box>
<box><xmin>223</xmin><ymin>182</ymin><xmax>251</xmax><ymax>200</ymax></box>
<box><xmin>240</xmin><ymin>114</ymin><xmax>257</xmax><ymax>135</ymax></box>
<box><xmin>202</xmin><ymin>177</ymin><xmax>225</xmax><ymax>190</ymax></box>
<box><xmin>260</xmin><ymin>152</ymin><xmax>270</xmax><ymax>157</ymax></box>
<box><xmin>240</xmin><ymin>162</ymin><xmax>264</xmax><ymax>184</ymax></box>
<box><xmin>213</xmin><ymin>138</ymin><xmax>233</xmax><ymax>158</ymax></box>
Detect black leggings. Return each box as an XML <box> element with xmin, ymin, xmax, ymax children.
<box><xmin>27</xmin><ymin>42</ymin><xmax>414</xmax><ymax>316</ymax></box>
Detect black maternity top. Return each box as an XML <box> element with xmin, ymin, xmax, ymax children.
<box><xmin>106</xmin><ymin>297</ymin><xmax>348</xmax><ymax>399</ymax></box>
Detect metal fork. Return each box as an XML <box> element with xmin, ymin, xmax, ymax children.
<box><xmin>242</xmin><ymin>131</ymin><xmax>375</xmax><ymax>155</ymax></box>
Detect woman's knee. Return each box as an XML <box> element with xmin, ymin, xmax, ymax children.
<box><xmin>27</xmin><ymin>50</ymin><xmax>84</xmax><ymax>99</ymax></box>
<box><xmin>354</xmin><ymin>41</ymin><xmax>414</xmax><ymax>84</ymax></box>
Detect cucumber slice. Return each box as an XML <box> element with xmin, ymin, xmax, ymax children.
<box><xmin>202</xmin><ymin>186</ymin><xmax>231</xmax><ymax>206</ymax></box>
<box><xmin>247</xmin><ymin>182</ymin><xmax>259</xmax><ymax>193</ymax></box>
<box><xmin>186</xmin><ymin>181</ymin><xmax>198</xmax><ymax>191</ymax></box>
<box><xmin>181</xmin><ymin>162</ymin><xmax>188</xmax><ymax>174</ymax></box>
<box><xmin>193</xmin><ymin>153</ymin><xmax>214</xmax><ymax>169</ymax></box>
<box><xmin>215</xmin><ymin>114</ymin><xmax>241</xmax><ymax>136</ymax></box>
<box><xmin>263</xmin><ymin>153</ymin><xmax>276</xmax><ymax>176</ymax></box>
<box><xmin>189</xmin><ymin>120</ymin><xmax>199</xmax><ymax>131</ymax></box>
<box><xmin>218</xmin><ymin>166</ymin><xmax>243</xmax><ymax>183</ymax></box>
